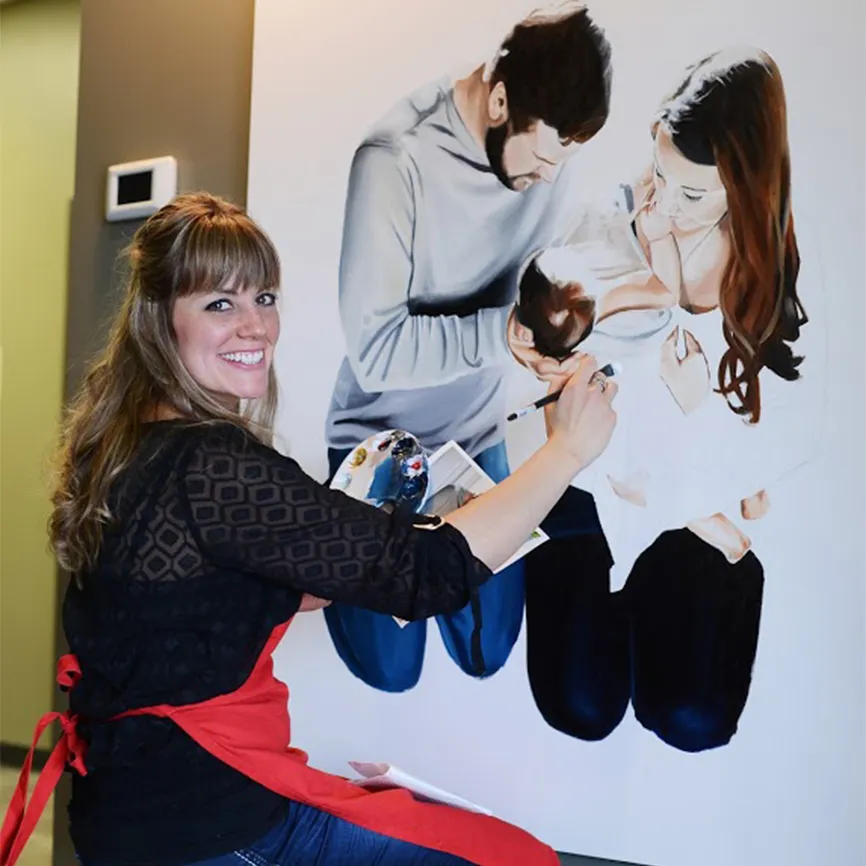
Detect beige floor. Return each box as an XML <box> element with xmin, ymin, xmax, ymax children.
<box><xmin>1</xmin><ymin>765</ymin><xmax>54</xmax><ymax>866</ymax></box>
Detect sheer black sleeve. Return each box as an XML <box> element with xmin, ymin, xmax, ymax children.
<box><xmin>180</xmin><ymin>423</ymin><xmax>493</xmax><ymax>621</ymax></box>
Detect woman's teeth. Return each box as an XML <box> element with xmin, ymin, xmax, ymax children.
<box><xmin>220</xmin><ymin>350</ymin><xmax>264</xmax><ymax>366</ymax></box>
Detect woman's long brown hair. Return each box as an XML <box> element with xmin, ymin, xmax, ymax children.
<box><xmin>654</xmin><ymin>47</ymin><xmax>808</xmax><ymax>423</ymax></box>
<box><xmin>49</xmin><ymin>193</ymin><xmax>281</xmax><ymax>583</ymax></box>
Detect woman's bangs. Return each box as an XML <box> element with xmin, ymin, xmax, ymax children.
<box><xmin>175</xmin><ymin>216</ymin><xmax>280</xmax><ymax>298</ymax></box>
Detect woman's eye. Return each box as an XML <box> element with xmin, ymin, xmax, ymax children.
<box><xmin>683</xmin><ymin>192</ymin><xmax>704</xmax><ymax>202</ymax></box>
<box><xmin>256</xmin><ymin>292</ymin><xmax>278</xmax><ymax>307</ymax></box>
<box><xmin>205</xmin><ymin>299</ymin><xmax>232</xmax><ymax>312</ymax></box>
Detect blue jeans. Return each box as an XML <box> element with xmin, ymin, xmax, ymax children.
<box><xmin>323</xmin><ymin>441</ymin><xmax>525</xmax><ymax>691</ymax></box>
<box><xmin>77</xmin><ymin>800</ymin><xmax>472</xmax><ymax>865</ymax></box>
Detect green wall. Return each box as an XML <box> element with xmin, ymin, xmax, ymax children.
<box><xmin>0</xmin><ymin>0</ymin><xmax>81</xmax><ymax>748</ymax></box>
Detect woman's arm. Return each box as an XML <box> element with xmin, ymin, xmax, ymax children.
<box><xmin>596</xmin><ymin>270</ymin><xmax>678</xmax><ymax>321</ymax></box>
<box><xmin>444</xmin><ymin>437</ymin><xmax>586</xmax><ymax>566</ymax></box>
<box><xmin>181</xmin><ymin>358</ymin><xmax>617</xmax><ymax>621</ymax></box>
<box><xmin>646</xmin><ymin>234</ymin><xmax>682</xmax><ymax>297</ymax></box>
<box><xmin>589</xmin><ymin>193</ymin><xmax>682</xmax><ymax>321</ymax></box>
<box><xmin>181</xmin><ymin>424</ymin><xmax>486</xmax><ymax>622</ymax></box>
<box><xmin>636</xmin><ymin>197</ymin><xmax>682</xmax><ymax>300</ymax></box>
<box><xmin>445</xmin><ymin>354</ymin><xmax>618</xmax><ymax>568</ymax></box>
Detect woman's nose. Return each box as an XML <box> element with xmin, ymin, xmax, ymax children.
<box><xmin>237</xmin><ymin>307</ymin><xmax>267</xmax><ymax>338</ymax></box>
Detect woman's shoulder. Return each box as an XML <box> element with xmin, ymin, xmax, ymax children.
<box><xmin>144</xmin><ymin>418</ymin><xmax>260</xmax><ymax>444</ymax></box>
<box><xmin>141</xmin><ymin>418</ymin><xmax>273</xmax><ymax>469</ymax></box>
<box><xmin>168</xmin><ymin>419</ymin><xmax>297</xmax><ymax>483</ymax></box>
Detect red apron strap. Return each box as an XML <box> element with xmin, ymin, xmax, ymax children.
<box><xmin>0</xmin><ymin>656</ymin><xmax>87</xmax><ymax>866</ymax></box>
<box><xmin>1</xmin><ymin>624</ymin><xmax>291</xmax><ymax>866</ymax></box>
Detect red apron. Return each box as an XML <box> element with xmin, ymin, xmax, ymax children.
<box><xmin>1</xmin><ymin>619</ymin><xmax>558</xmax><ymax>866</ymax></box>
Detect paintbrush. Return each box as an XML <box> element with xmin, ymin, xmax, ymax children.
<box><xmin>507</xmin><ymin>362</ymin><xmax>621</xmax><ymax>422</ymax></box>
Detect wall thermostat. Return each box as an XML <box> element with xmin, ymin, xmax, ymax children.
<box><xmin>105</xmin><ymin>156</ymin><xmax>177</xmax><ymax>222</ymax></box>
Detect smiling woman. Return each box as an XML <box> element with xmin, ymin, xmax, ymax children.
<box><xmin>1</xmin><ymin>190</ymin><xmax>619</xmax><ymax>866</ymax></box>
<box><xmin>172</xmin><ymin>284</ymin><xmax>279</xmax><ymax>405</ymax></box>
<box><xmin>49</xmin><ymin>193</ymin><xmax>284</xmax><ymax>580</ymax></box>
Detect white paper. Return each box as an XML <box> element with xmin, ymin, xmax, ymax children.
<box><xmin>332</xmin><ymin>436</ymin><xmax>549</xmax><ymax>628</ymax></box>
<box><xmin>348</xmin><ymin>761</ymin><xmax>494</xmax><ymax>815</ymax></box>
<box><xmin>425</xmin><ymin>440</ymin><xmax>549</xmax><ymax>573</ymax></box>
<box><xmin>388</xmin><ymin>441</ymin><xmax>549</xmax><ymax>628</ymax></box>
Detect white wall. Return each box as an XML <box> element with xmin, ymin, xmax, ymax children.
<box><xmin>247</xmin><ymin>1</ymin><xmax>865</xmax><ymax>863</ymax></box>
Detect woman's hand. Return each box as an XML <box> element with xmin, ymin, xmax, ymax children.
<box><xmin>544</xmin><ymin>355</ymin><xmax>618</xmax><ymax>470</ymax></box>
<box><xmin>506</xmin><ymin>306</ymin><xmax>581</xmax><ymax>382</ymax></box>
<box><xmin>639</xmin><ymin>196</ymin><xmax>676</xmax><ymax>243</ymax></box>
<box><xmin>659</xmin><ymin>325</ymin><xmax>710</xmax><ymax>414</ymax></box>
<box><xmin>445</xmin><ymin>354</ymin><xmax>617</xmax><ymax>572</ymax></box>
<box><xmin>298</xmin><ymin>593</ymin><xmax>332</xmax><ymax>612</ymax></box>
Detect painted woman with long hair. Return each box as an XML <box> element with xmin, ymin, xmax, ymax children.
<box><xmin>516</xmin><ymin>46</ymin><xmax>821</xmax><ymax>753</ymax></box>
<box><xmin>602</xmin><ymin>45</ymin><xmax>806</xmax><ymax>419</ymax></box>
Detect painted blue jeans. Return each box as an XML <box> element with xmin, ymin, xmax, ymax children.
<box><xmin>323</xmin><ymin>440</ymin><xmax>524</xmax><ymax>691</ymax></box>
<box><xmin>77</xmin><ymin>800</ymin><xmax>473</xmax><ymax>865</ymax></box>
<box><xmin>526</xmin><ymin>486</ymin><xmax>764</xmax><ymax>753</ymax></box>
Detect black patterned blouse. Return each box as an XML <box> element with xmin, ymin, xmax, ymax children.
<box><xmin>61</xmin><ymin>420</ymin><xmax>491</xmax><ymax>866</ymax></box>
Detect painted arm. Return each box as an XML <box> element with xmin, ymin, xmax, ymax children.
<box><xmin>562</xmin><ymin>177</ymin><xmax>679</xmax><ymax>321</ymax></box>
<box><xmin>634</xmin><ymin>196</ymin><xmax>681</xmax><ymax>303</ymax></box>
<box><xmin>596</xmin><ymin>268</ymin><xmax>677</xmax><ymax>321</ymax></box>
<box><xmin>338</xmin><ymin>143</ymin><xmax>512</xmax><ymax>392</ymax></box>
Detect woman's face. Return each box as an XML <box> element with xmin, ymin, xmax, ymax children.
<box><xmin>651</xmin><ymin>126</ymin><xmax>728</xmax><ymax>229</ymax></box>
<box><xmin>172</xmin><ymin>285</ymin><xmax>280</xmax><ymax>406</ymax></box>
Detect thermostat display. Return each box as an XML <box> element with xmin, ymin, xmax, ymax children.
<box><xmin>106</xmin><ymin>156</ymin><xmax>177</xmax><ymax>222</ymax></box>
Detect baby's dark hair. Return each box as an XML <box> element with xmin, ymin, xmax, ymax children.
<box><xmin>516</xmin><ymin>256</ymin><xmax>596</xmax><ymax>360</ymax></box>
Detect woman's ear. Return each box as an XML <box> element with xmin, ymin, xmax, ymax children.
<box><xmin>487</xmin><ymin>80</ymin><xmax>510</xmax><ymax>127</ymax></box>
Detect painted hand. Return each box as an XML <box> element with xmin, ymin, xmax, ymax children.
<box><xmin>659</xmin><ymin>325</ymin><xmax>710</xmax><ymax>414</ymax></box>
<box><xmin>687</xmin><ymin>513</ymin><xmax>752</xmax><ymax>564</ymax></box>
<box><xmin>639</xmin><ymin>196</ymin><xmax>676</xmax><ymax>243</ymax></box>
<box><xmin>506</xmin><ymin>306</ymin><xmax>582</xmax><ymax>382</ymax></box>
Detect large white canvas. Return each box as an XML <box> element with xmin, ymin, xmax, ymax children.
<box><xmin>247</xmin><ymin>2</ymin><xmax>865</xmax><ymax>864</ymax></box>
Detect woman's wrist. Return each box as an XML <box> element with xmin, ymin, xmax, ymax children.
<box><xmin>539</xmin><ymin>434</ymin><xmax>587</xmax><ymax>481</ymax></box>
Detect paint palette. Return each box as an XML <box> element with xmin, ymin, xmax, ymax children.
<box><xmin>330</xmin><ymin>429</ymin><xmax>430</xmax><ymax>513</ymax></box>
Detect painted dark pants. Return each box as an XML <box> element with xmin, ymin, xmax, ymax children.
<box><xmin>527</xmin><ymin>487</ymin><xmax>764</xmax><ymax>753</ymax></box>
<box><xmin>324</xmin><ymin>441</ymin><xmax>525</xmax><ymax>691</ymax></box>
